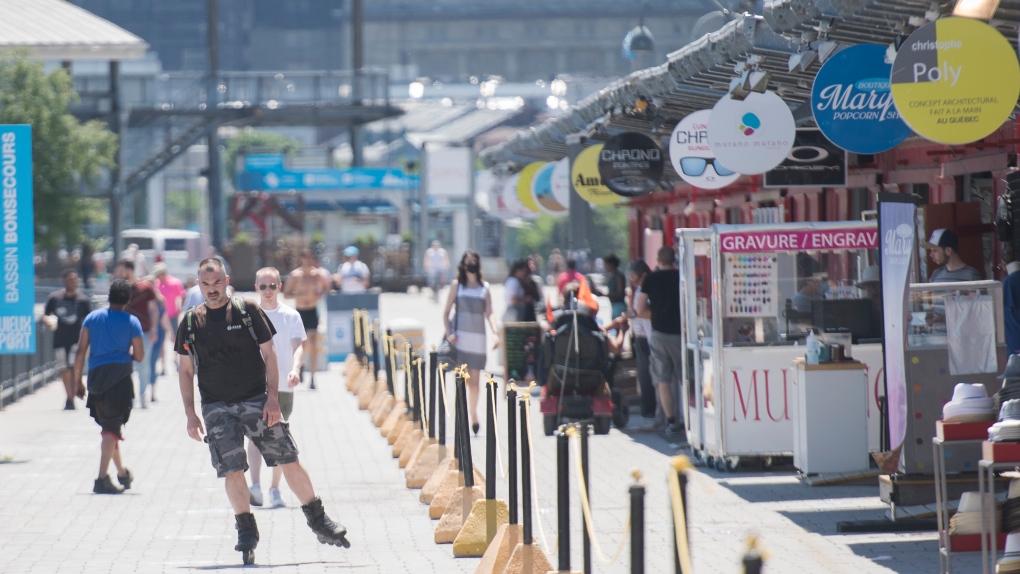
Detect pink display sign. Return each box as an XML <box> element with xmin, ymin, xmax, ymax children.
<box><xmin>720</xmin><ymin>228</ymin><xmax>877</xmax><ymax>253</ymax></box>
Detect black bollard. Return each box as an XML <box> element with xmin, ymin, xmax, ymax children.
<box><xmin>485</xmin><ymin>378</ymin><xmax>497</xmax><ymax>500</ymax></box>
<box><xmin>370</xmin><ymin>324</ymin><xmax>379</xmax><ymax>382</ymax></box>
<box><xmin>404</xmin><ymin>343</ymin><xmax>414</xmax><ymax>416</ymax></box>
<box><xmin>417</xmin><ymin>358</ymin><xmax>426</xmax><ymax>431</ymax></box>
<box><xmin>458</xmin><ymin>372</ymin><xmax>475</xmax><ymax>488</ymax></box>
<box><xmin>673</xmin><ymin>470</ymin><xmax>689</xmax><ymax>574</ymax></box>
<box><xmin>438</xmin><ymin>369</ymin><xmax>447</xmax><ymax>448</ymax></box>
<box><xmin>507</xmin><ymin>385</ymin><xmax>518</xmax><ymax>525</ymax></box>
<box><xmin>453</xmin><ymin>371</ymin><xmax>463</xmax><ymax>465</ymax></box>
<box><xmin>631</xmin><ymin>480</ymin><xmax>645</xmax><ymax>574</ymax></box>
<box><xmin>520</xmin><ymin>398</ymin><xmax>533</xmax><ymax>546</ymax></box>
<box><xmin>742</xmin><ymin>542</ymin><xmax>763</xmax><ymax>574</ymax></box>
<box><xmin>410</xmin><ymin>357</ymin><xmax>421</xmax><ymax>425</ymax></box>
<box><xmin>428</xmin><ymin>351</ymin><xmax>437</xmax><ymax>440</ymax></box>
<box><xmin>580</xmin><ymin>421</ymin><xmax>591</xmax><ymax>574</ymax></box>
<box><xmin>557</xmin><ymin>430</ymin><xmax>571</xmax><ymax>572</ymax></box>
<box><xmin>384</xmin><ymin>330</ymin><xmax>395</xmax><ymax>396</ymax></box>
<box><xmin>351</xmin><ymin>312</ymin><xmax>360</xmax><ymax>361</ymax></box>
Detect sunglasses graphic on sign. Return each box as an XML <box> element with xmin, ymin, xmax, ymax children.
<box><xmin>679</xmin><ymin>157</ymin><xmax>735</xmax><ymax>177</ymax></box>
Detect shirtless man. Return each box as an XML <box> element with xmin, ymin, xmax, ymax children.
<box><xmin>283</xmin><ymin>250</ymin><xmax>333</xmax><ymax>390</ymax></box>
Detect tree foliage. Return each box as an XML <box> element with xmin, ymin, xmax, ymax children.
<box><xmin>0</xmin><ymin>51</ymin><xmax>117</xmax><ymax>249</ymax></box>
<box><xmin>515</xmin><ymin>204</ymin><xmax>630</xmax><ymax>263</ymax></box>
<box><xmin>223</xmin><ymin>129</ymin><xmax>302</xmax><ymax>188</ymax></box>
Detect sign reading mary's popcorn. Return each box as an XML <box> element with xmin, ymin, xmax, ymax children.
<box><xmin>890</xmin><ymin>17</ymin><xmax>1020</xmax><ymax>145</ymax></box>
<box><xmin>0</xmin><ymin>125</ymin><xmax>35</xmax><ymax>354</ymax></box>
<box><xmin>811</xmin><ymin>44</ymin><xmax>912</xmax><ymax>154</ymax></box>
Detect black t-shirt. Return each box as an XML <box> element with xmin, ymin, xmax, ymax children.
<box><xmin>44</xmin><ymin>290</ymin><xmax>92</xmax><ymax>348</ymax></box>
<box><xmin>174</xmin><ymin>298</ymin><xmax>276</xmax><ymax>404</ymax></box>
<box><xmin>642</xmin><ymin>268</ymin><xmax>681</xmax><ymax>335</ymax></box>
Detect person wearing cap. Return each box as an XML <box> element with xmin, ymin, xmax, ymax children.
<box><xmin>334</xmin><ymin>246</ymin><xmax>370</xmax><ymax>294</ymax></box>
<box><xmin>1002</xmin><ymin>246</ymin><xmax>1020</xmax><ymax>354</ymax></box>
<box><xmin>924</xmin><ymin>228</ymin><xmax>982</xmax><ymax>283</ymax></box>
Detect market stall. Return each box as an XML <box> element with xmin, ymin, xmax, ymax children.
<box><xmin>678</xmin><ymin>221</ymin><xmax>886</xmax><ymax>470</ymax></box>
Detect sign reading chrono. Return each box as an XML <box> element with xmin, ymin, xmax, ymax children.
<box><xmin>890</xmin><ymin>17</ymin><xmax>1020</xmax><ymax>145</ymax></box>
<box><xmin>597</xmin><ymin>132</ymin><xmax>663</xmax><ymax>197</ymax></box>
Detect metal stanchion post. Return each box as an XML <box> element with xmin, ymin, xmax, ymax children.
<box><xmin>486</xmin><ymin>378</ymin><xmax>497</xmax><ymax>500</ymax></box>
<box><xmin>580</xmin><ymin>421</ymin><xmax>591</xmax><ymax>574</ymax></box>
<box><xmin>410</xmin><ymin>357</ymin><xmax>421</xmax><ymax>426</ymax></box>
<box><xmin>742</xmin><ymin>537</ymin><xmax>763</xmax><ymax>574</ymax></box>
<box><xmin>520</xmin><ymin>397</ymin><xmax>533</xmax><ymax>547</ymax></box>
<box><xmin>459</xmin><ymin>370</ymin><xmax>475</xmax><ymax>488</ymax></box>
<box><xmin>405</xmin><ymin>343</ymin><xmax>413</xmax><ymax>415</ymax></box>
<box><xmin>438</xmin><ymin>368</ymin><xmax>447</xmax><ymax>448</ymax></box>
<box><xmin>428</xmin><ymin>351</ymin><xmax>437</xmax><ymax>439</ymax></box>
<box><xmin>674</xmin><ymin>469</ymin><xmax>689</xmax><ymax>573</ymax></box>
<box><xmin>557</xmin><ymin>430</ymin><xmax>571</xmax><ymax>572</ymax></box>
<box><xmin>370</xmin><ymin>322</ymin><xmax>379</xmax><ymax>382</ymax></box>
<box><xmin>453</xmin><ymin>370</ymin><xmax>463</xmax><ymax>465</ymax></box>
<box><xmin>631</xmin><ymin>474</ymin><xmax>645</xmax><ymax>574</ymax></box>
<box><xmin>385</xmin><ymin>330</ymin><xmax>395</xmax><ymax>396</ymax></box>
<box><xmin>507</xmin><ymin>383</ymin><xmax>518</xmax><ymax>525</ymax></box>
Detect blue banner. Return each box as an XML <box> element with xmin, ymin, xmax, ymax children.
<box><xmin>236</xmin><ymin>153</ymin><xmax>418</xmax><ymax>191</ymax></box>
<box><xmin>0</xmin><ymin>125</ymin><xmax>35</xmax><ymax>354</ymax></box>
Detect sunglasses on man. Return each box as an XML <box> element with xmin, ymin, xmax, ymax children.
<box><xmin>258</xmin><ymin>283</ymin><xmax>278</xmax><ymax>291</ymax></box>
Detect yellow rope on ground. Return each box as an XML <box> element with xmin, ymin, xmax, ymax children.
<box><xmin>521</xmin><ymin>395</ymin><xmax>558</xmax><ymax>555</ymax></box>
<box><xmin>564</xmin><ymin>426</ymin><xmax>630</xmax><ymax>565</ymax></box>
<box><xmin>484</xmin><ymin>373</ymin><xmax>509</xmax><ymax>479</ymax></box>
<box><xmin>668</xmin><ymin>457</ymin><xmax>696</xmax><ymax>574</ymax></box>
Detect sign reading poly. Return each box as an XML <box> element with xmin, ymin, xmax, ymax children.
<box><xmin>0</xmin><ymin>125</ymin><xmax>35</xmax><ymax>354</ymax></box>
<box><xmin>763</xmin><ymin>129</ymin><xmax>847</xmax><ymax>188</ymax></box>
<box><xmin>597</xmin><ymin>132</ymin><xmax>663</xmax><ymax>197</ymax></box>
<box><xmin>550</xmin><ymin>157</ymin><xmax>571</xmax><ymax>208</ymax></box>
<box><xmin>890</xmin><ymin>17</ymin><xmax>1020</xmax><ymax>145</ymax></box>
<box><xmin>516</xmin><ymin>162</ymin><xmax>545</xmax><ymax>212</ymax></box>
<box><xmin>708</xmin><ymin>91</ymin><xmax>795</xmax><ymax>174</ymax></box>
<box><xmin>720</xmin><ymin>228</ymin><xmax>878</xmax><ymax>253</ymax></box>
<box><xmin>571</xmin><ymin>144</ymin><xmax>621</xmax><ymax>205</ymax></box>
<box><xmin>531</xmin><ymin>162</ymin><xmax>566</xmax><ymax>215</ymax></box>
<box><xmin>669</xmin><ymin>109</ymin><xmax>740</xmax><ymax>190</ymax></box>
<box><xmin>812</xmin><ymin>44</ymin><xmax>912</xmax><ymax>154</ymax></box>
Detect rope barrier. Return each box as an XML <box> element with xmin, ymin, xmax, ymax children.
<box><xmin>484</xmin><ymin>373</ymin><xmax>509</xmax><ymax>480</ymax></box>
<box><xmin>668</xmin><ymin>458</ymin><xmax>696</xmax><ymax>574</ymax></box>
<box><xmin>521</xmin><ymin>393</ymin><xmax>558</xmax><ymax>555</ymax></box>
<box><xmin>436</xmin><ymin>363</ymin><xmax>457</xmax><ymax>418</ymax></box>
<box><xmin>565</xmin><ymin>426</ymin><xmax>630</xmax><ymax>565</ymax></box>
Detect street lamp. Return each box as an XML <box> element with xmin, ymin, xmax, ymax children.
<box><xmin>622</xmin><ymin>0</ymin><xmax>655</xmax><ymax>59</ymax></box>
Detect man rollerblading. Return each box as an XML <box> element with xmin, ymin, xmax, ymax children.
<box><xmin>177</xmin><ymin>258</ymin><xmax>350</xmax><ymax>566</ymax></box>
<box><xmin>302</xmin><ymin>497</ymin><xmax>350</xmax><ymax>548</ymax></box>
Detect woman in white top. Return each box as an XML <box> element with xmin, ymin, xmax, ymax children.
<box><xmin>627</xmin><ymin>259</ymin><xmax>656</xmax><ymax>419</ymax></box>
<box><xmin>443</xmin><ymin>250</ymin><xmax>499</xmax><ymax>434</ymax></box>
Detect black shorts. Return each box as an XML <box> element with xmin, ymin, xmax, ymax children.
<box><xmin>86</xmin><ymin>376</ymin><xmax>134</xmax><ymax>440</ymax></box>
<box><xmin>297</xmin><ymin>307</ymin><xmax>319</xmax><ymax>331</ymax></box>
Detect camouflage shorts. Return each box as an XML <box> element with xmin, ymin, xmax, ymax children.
<box><xmin>201</xmin><ymin>396</ymin><xmax>299</xmax><ymax>478</ymax></box>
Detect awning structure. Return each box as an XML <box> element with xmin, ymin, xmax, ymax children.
<box><xmin>479</xmin><ymin>0</ymin><xmax>1020</xmax><ymax>169</ymax></box>
<box><xmin>0</xmin><ymin>0</ymin><xmax>148</xmax><ymax>61</ymax></box>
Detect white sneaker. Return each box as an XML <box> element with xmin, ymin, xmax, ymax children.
<box><xmin>249</xmin><ymin>483</ymin><xmax>263</xmax><ymax>507</ymax></box>
<box><xmin>269</xmin><ymin>487</ymin><xmax>285</xmax><ymax>508</ymax></box>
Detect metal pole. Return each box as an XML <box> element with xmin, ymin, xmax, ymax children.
<box><xmin>385</xmin><ymin>329</ymin><xmax>395</xmax><ymax>396</ymax></box>
<box><xmin>349</xmin><ymin>0</ymin><xmax>364</xmax><ymax>167</ymax></box>
<box><xmin>419</xmin><ymin>144</ymin><xmax>429</xmax><ymax>276</ymax></box>
<box><xmin>557</xmin><ymin>430</ymin><xmax>571</xmax><ymax>572</ymax></box>
<box><xmin>581</xmin><ymin>421</ymin><xmax>591</xmax><ymax>574</ymax></box>
<box><xmin>459</xmin><ymin>373</ymin><xmax>475</xmax><ymax>488</ymax></box>
<box><xmin>507</xmin><ymin>386</ymin><xmax>518</xmax><ymax>525</ymax></box>
<box><xmin>206</xmin><ymin>0</ymin><xmax>224</xmax><ymax>250</ymax></box>
<box><xmin>404</xmin><ymin>343</ymin><xmax>413</xmax><ymax>414</ymax></box>
<box><xmin>520</xmin><ymin>398</ymin><xmax>533</xmax><ymax>546</ymax></box>
<box><xmin>410</xmin><ymin>357</ymin><xmax>420</xmax><ymax>424</ymax></box>
<box><xmin>108</xmin><ymin>60</ymin><xmax>123</xmax><ymax>255</ymax></box>
<box><xmin>565</xmin><ymin>136</ymin><xmax>593</xmax><ymax>252</ymax></box>
<box><xmin>428</xmin><ymin>351</ymin><xmax>437</xmax><ymax>439</ymax></box>
<box><xmin>673</xmin><ymin>471</ymin><xmax>689</xmax><ymax>573</ymax></box>
<box><xmin>370</xmin><ymin>325</ymin><xmax>379</xmax><ymax>382</ymax></box>
<box><xmin>438</xmin><ymin>369</ymin><xmax>447</xmax><ymax>447</ymax></box>
<box><xmin>485</xmin><ymin>379</ymin><xmax>496</xmax><ymax>500</ymax></box>
<box><xmin>631</xmin><ymin>481</ymin><xmax>645</xmax><ymax>574</ymax></box>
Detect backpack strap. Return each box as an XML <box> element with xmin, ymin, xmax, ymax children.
<box><xmin>183</xmin><ymin>306</ymin><xmax>200</xmax><ymax>370</ymax></box>
<box><xmin>232</xmin><ymin>296</ymin><xmax>258</xmax><ymax>342</ymax></box>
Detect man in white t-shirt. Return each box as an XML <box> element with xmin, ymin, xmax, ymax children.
<box><xmin>334</xmin><ymin>246</ymin><xmax>370</xmax><ymax>293</ymax></box>
<box><xmin>423</xmin><ymin>240</ymin><xmax>450</xmax><ymax>302</ymax></box>
<box><xmin>246</xmin><ymin>266</ymin><xmax>307</xmax><ymax>509</ymax></box>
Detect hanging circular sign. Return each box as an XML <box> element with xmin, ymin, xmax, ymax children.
<box><xmin>571</xmin><ymin>144</ymin><xmax>621</xmax><ymax>205</ymax></box>
<box><xmin>811</xmin><ymin>44</ymin><xmax>912</xmax><ymax>154</ymax></box>
<box><xmin>515</xmin><ymin>162</ymin><xmax>545</xmax><ymax>212</ymax></box>
<box><xmin>708</xmin><ymin>91</ymin><xmax>795</xmax><ymax>174</ymax></box>
<box><xmin>502</xmin><ymin>173</ymin><xmax>538</xmax><ymax>219</ymax></box>
<box><xmin>550</xmin><ymin>157</ymin><xmax>571</xmax><ymax>209</ymax></box>
<box><xmin>531</xmin><ymin>162</ymin><xmax>567</xmax><ymax>215</ymax></box>
<box><xmin>481</xmin><ymin>172</ymin><xmax>514</xmax><ymax>220</ymax></box>
<box><xmin>597</xmin><ymin>132</ymin><xmax>663</xmax><ymax>197</ymax></box>
<box><xmin>890</xmin><ymin>17</ymin><xmax>1020</xmax><ymax>145</ymax></box>
<box><xmin>669</xmin><ymin>109</ymin><xmax>740</xmax><ymax>190</ymax></box>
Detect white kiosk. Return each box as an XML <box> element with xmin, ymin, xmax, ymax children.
<box><xmin>677</xmin><ymin>222</ymin><xmax>885</xmax><ymax>471</ymax></box>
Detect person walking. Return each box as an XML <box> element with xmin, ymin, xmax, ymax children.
<box><xmin>556</xmin><ymin>258</ymin><xmax>585</xmax><ymax>296</ymax></box>
<box><xmin>73</xmin><ymin>279</ymin><xmax>144</xmax><ymax>494</ymax></box>
<box><xmin>335</xmin><ymin>246</ymin><xmax>371</xmax><ymax>293</ymax></box>
<box><xmin>43</xmin><ymin>269</ymin><xmax>92</xmax><ymax>410</ymax></box>
<box><xmin>284</xmin><ymin>250</ymin><xmax>333</xmax><ymax>390</ymax></box>
<box><xmin>442</xmin><ymin>250</ymin><xmax>499</xmax><ymax>434</ymax></box>
<box><xmin>503</xmin><ymin>259</ymin><xmax>539</xmax><ymax>323</ymax></box>
<box><xmin>626</xmin><ymin>259</ymin><xmax>657</xmax><ymax>420</ymax></box>
<box><xmin>154</xmin><ymin>263</ymin><xmax>186</xmax><ymax>377</ymax></box>
<box><xmin>176</xmin><ymin>258</ymin><xmax>348</xmax><ymax>564</ymax></box>
<box><xmin>424</xmin><ymin>240</ymin><xmax>451</xmax><ymax>303</ymax></box>
<box><xmin>604</xmin><ymin>254</ymin><xmax>627</xmax><ymax>319</ymax></box>
<box><xmin>246</xmin><ymin>267</ymin><xmax>306</xmax><ymax>509</ymax></box>
<box><xmin>635</xmin><ymin>246</ymin><xmax>683</xmax><ymax>434</ymax></box>
<box><xmin>115</xmin><ymin>260</ymin><xmax>159</xmax><ymax>409</ymax></box>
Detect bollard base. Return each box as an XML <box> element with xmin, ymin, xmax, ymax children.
<box><xmin>392</xmin><ymin>420</ymin><xmax>418</xmax><ymax>457</ymax></box>
<box><xmin>383</xmin><ymin>409</ymin><xmax>409</xmax><ymax>444</ymax></box>
<box><xmin>435</xmin><ymin>486</ymin><xmax>486</xmax><ymax>543</ymax></box>
<box><xmin>367</xmin><ymin>377</ymin><xmax>389</xmax><ymax>412</ymax></box>
<box><xmin>501</xmin><ymin>543</ymin><xmax>554</xmax><ymax>574</ymax></box>
<box><xmin>377</xmin><ymin>398</ymin><xmax>402</xmax><ymax>431</ymax></box>
<box><xmin>421</xmin><ymin>457</ymin><xmax>456</xmax><ymax>503</ymax></box>
<box><xmin>344</xmin><ymin>363</ymin><xmax>365</xmax><ymax>392</ymax></box>
<box><xmin>430</xmin><ymin>469</ymin><xmax>486</xmax><ymax>519</ymax></box>
<box><xmin>398</xmin><ymin>429</ymin><xmax>424</xmax><ymax>467</ymax></box>
<box><xmin>473</xmin><ymin>524</ymin><xmax>522</xmax><ymax>574</ymax></box>
<box><xmin>371</xmin><ymin>394</ymin><xmax>395</xmax><ymax>427</ymax></box>
<box><xmin>342</xmin><ymin>354</ymin><xmax>359</xmax><ymax>382</ymax></box>
<box><xmin>403</xmin><ymin>437</ymin><xmax>435</xmax><ymax>479</ymax></box>
<box><xmin>350</xmin><ymin>362</ymin><xmax>371</xmax><ymax>393</ymax></box>
<box><xmin>453</xmin><ymin>499</ymin><xmax>509</xmax><ymax>556</ymax></box>
<box><xmin>357</xmin><ymin>375</ymin><xmax>377</xmax><ymax>409</ymax></box>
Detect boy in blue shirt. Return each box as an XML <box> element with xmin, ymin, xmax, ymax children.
<box><xmin>74</xmin><ymin>279</ymin><xmax>145</xmax><ymax>494</ymax></box>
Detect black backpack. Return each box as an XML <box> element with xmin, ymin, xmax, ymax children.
<box><xmin>539</xmin><ymin>311</ymin><xmax>609</xmax><ymax>392</ymax></box>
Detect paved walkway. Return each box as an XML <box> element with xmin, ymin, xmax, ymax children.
<box><xmin>0</xmin><ymin>287</ymin><xmax>978</xmax><ymax>572</ymax></box>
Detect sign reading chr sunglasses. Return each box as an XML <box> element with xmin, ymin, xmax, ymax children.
<box><xmin>669</xmin><ymin>109</ymin><xmax>740</xmax><ymax>190</ymax></box>
<box><xmin>720</xmin><ymin>228</ymin><xmax>878</xmax><ymax>253</ymax></box>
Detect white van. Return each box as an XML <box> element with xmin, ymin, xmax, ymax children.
<box><xmin>121</xmin><ymin>229</ymin><xmax>206</xmax><ymax>279</ymax></box>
